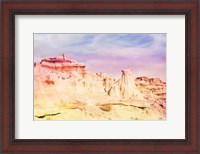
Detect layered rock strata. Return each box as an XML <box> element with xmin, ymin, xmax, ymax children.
<box><xmin>40</xmin><ymin>54</ymin><xmax>86</xmax><ymax>73</ymax></box>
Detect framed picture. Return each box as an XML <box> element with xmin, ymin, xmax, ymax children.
<box><xmin>1</xmin><ymin>0</ymin><xmax>199</xmax><ymax>153</ymax></box>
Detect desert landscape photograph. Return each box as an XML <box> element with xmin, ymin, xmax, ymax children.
<box><xmin>34</xmin><ymin>33</ymin><xmax>166</xmax><ymax>120</ymax></box>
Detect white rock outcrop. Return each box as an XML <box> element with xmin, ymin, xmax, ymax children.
<box><xmin>108</xmin><ymin>69</ymin><xmax>143</xmax><ymax>99</ymax></box>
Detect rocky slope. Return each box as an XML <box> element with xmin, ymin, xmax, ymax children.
<box><xmin>135</xmin><ymin>77</ymin><xmax>166</xmax><ymax>116</ymax></box>
<box><xmin>34</xmin><ymin>54</ymin><xmax>166</xmax><ymax>120</ymax></box>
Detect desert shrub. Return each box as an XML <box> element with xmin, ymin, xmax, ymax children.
<box><xmin>100</xmin><ymin>104</ymin><xmax>113</xmax><ymax>112</ymax></box>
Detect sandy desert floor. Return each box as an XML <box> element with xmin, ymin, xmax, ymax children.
<box><xmin>34</xmin><ymin>91</ymin><xmax>165</xmax><ymax>120</ymax></box>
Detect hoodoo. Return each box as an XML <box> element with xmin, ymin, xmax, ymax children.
<box><xmin>108</xmin><ymin>69</ymin><xmax>143</xmax><ymax>99</ymax></box>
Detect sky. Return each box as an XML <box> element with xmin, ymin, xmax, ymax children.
<box><xmin>34</xmin><ymin>33</ymin><xmax>166</xmax><ymax>81</ymax></box>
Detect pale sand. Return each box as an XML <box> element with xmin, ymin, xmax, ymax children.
<box><xmin>34</xmin><ymin>92</ymin><xmax>165</xmax><ymax>121</ymax></box>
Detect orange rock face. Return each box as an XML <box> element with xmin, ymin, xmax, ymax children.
<box><xmin>44</xmin><ymin>80</ymin><xmax>55</xmax><ymax>85</ymax></box>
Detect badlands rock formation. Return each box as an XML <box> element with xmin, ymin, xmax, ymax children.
<box><xmin>135</xmin><ymin>77</ymin><xmax>166</xmax><ymax>115</ymax></box>
<box><xmin>34</xmin><ymin>54</ymin><xmax>166</xmax><ymax>120</ymax></box>
<box><xmin>108</xmin><ymin>69</ymin><xmax>143</xmax><ymax>99</ymax></box>
<box><xmin>40</xmin><ymin>54</ymin><xmax>86</xmax><ymax>73</ymax></box>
